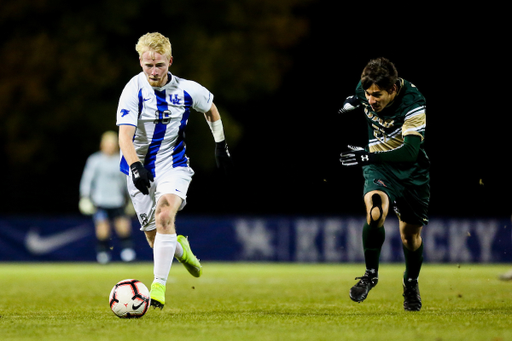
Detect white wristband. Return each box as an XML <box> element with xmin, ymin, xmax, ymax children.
<box><xmin>207</xmin><ymin>119</ymin><xmax>225</xmax><ymax>143</ymax></box>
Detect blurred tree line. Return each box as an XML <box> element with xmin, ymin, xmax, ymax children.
<box><xmin>0</xmin><ymin>0</ymin><xmax>313</xmax><ymax>214</ymax></box>
<box><xmin>2</xmin><ymin>1</ymin><xmax>505</xmax><ymax>218</ymax></box>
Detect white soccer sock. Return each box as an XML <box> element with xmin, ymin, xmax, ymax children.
<box><xmin>174</xmin><ymin>240</ymin><xmax>184</xmax><ymax>259</ymax></box>
<box><xmin>153</xmin><ymin>233</ymin><xmax>177</xmax><ymax>285</ymax></box>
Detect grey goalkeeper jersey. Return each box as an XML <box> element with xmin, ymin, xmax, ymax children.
<box><xmin>79</xmin><ymin>152</ymin><xmax>127</xmax><ymax>208</ymax></box>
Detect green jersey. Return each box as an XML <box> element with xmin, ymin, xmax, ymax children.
<box><xmin>355</xmin><ymin>78</ymin><xmax>430</xmax><ymax>182</ymax></box>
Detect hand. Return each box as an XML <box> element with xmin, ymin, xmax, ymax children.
<box><xmin>78</xmin><ymin>197</ymin><xmax>96</xmax><ymax>215</ymax></box>
<box><xmin>215</xmin><ymin>140</ymin><xmax>233</xmax><ymax>176</ymax></box>
<box><xmin>338</xmin><ymin>95</ymin><xmax>360</xmax><ymax>114</ymax></box>
<box><xmin>340</xmin><ymin>145</ymin><xmax>375</xmax><ymax>166</ymax></box>
<box><xmin>130</xmin><ymin>162</ymin><xmax>154</xmax><ymax>195</ymax></box>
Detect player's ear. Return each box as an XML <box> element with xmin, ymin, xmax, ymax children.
<box><xmin>169</xmin><ymin>56</ymin><xmax>173</xmax><ymax>66</ymax></box>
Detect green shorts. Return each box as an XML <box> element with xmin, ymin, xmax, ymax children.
<box><xmin>363</xmin><ymin>164</ymin><xmax>430</xmax><ymax>226</ymax></box>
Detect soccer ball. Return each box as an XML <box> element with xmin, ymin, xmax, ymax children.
<box><xmin>109</xmin><ymin>279</ymin><xmax>151</xmax><ymax>318</ymax></box>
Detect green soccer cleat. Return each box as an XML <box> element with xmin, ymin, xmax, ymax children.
<box><xmin>150</xmin><ymin>282</ymin><xmax>166</xmax><ymax>309</ymax></box>
<box><xmin>176</xmin><ymin>235</ymin><xmax>203</xmax><ymax>278</ymax></box>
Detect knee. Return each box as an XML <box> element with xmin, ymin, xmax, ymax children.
<box><xmin>401</xmin><ymin>234</ymin><xmax>417</xmax><ymax>247</ymax></box>
<box><xmin>155</xmin><ymin>209</ymin><xmax>176</xmax><ymax>233</ymax></box>
<box><xmin>369</xmin><ymin>197</ymin><xmax>383</xmax><ymax>224</ymax></box>
<box><xmin>95</xmin><ymin>221</ymin><xmax>111</xmax><ymax>240</ymax></box>
<box><xmin>114</xmin><ymin>218</ymin><xmax>131</xmax><ymax>237</ymax></box>
<box><xmin>400</xmin><ymin>228</ymin><xmax>422</xmax><ymax>250</ymax></box>
<box><xmin>366</xmin><ymin>193</ymin><xmax>388</xmax><ymax>227</ymax></box>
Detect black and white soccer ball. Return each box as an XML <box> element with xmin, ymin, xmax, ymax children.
<box><xmin>109</xmin><ymin>279</ymin><xmax>151</xmax><ymax>318</ymax></box>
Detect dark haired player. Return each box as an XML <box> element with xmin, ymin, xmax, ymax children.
<box><xmin>339</xmin><ymin>57</ymin><xmax>429</xmax><ymax>311</ymax></box>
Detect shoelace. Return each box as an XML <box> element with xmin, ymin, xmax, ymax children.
<box><xmin>354</xmin><ymin>276</ymin><xmax>372</xmax><ymax>286</ymax></box>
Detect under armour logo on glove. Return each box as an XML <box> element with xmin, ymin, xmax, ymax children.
<box><xmin>340</xmin><ymin>145</ymin><xmax>375</xmax><ymax>166</ymax></box>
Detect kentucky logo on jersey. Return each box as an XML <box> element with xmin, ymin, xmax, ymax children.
<box><xmin>169</xmin><ymin>94</ymin><xmax>181</xmax><ymax>105</ymax></box>
<box><xmin>120</xmin><ymin>109</ymin><xmax>130</xmax><ymax>117</ymax></box>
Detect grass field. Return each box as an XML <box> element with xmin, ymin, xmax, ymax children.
<box><xmin>1</xmin><ymin>262</ymin><xmax>511</xmax><ymax>341</ymax></box>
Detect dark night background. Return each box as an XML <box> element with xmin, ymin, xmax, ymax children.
<box><xmin>0</xmin><ymin>1</ymin><xmax>506</xmax><ymax>219</ymax></box>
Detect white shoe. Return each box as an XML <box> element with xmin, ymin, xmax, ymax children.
<box><xmin>120</xmin><ymin>248</ymin><xmax>136</xmax><ymax>262</ymax></box>
<box><xmin>96</xmin><ymin>251</ymin><xmax>111</xmax><ymax>264</ymax></box>
<box><xmin>499</xmin><ymin>269</ymin><xmax>512</xmax><ymax>281</ymax></box>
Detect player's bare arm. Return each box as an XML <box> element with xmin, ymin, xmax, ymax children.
<box><xmin>118</xmin><ymin>125</ymin><xmax>139</xmax><ymax>166</ymax></box>
<box><xmin>204</xmin><ymin>102</ymin><xmax>221</xmax><ymax>123</ymax></box>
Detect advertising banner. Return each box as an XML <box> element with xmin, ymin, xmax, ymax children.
<box><xmin>0</xmin><ymin>216</ymin><xmax>510</xmax><ymax>263</ymax></box>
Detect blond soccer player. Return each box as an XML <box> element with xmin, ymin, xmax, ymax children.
<box><xmin>116</xmin><ymin>32</ymin><xmax>232</xmax><ymax>309</ymax></box>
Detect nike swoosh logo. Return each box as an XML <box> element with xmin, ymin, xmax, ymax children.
<box><xmin>25</xmin><ymin>225</ymin><xmax>91</xmax><ymax>255</ymax></box>
<box><xmin>132</xmin><ymin>302</ymin><xmax>144</xmax><ymax>310</ymax></box>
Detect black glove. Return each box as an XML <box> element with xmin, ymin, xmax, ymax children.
<box><xmin>215</xmin><ymin>140</ymin><xmax>233</xmax><ymax>176</ymax></box>
<box><xmin>130</xmin><ymin>162</ymin><xmax>154</xmax><ymax>195</ymax></box>
<box><xmin>338</xmin><ymin>95</ymin><xmax>360</xmax><ymax>114</ymax></box>
<box><xmin>340</xmin><ymin>146</ymin><xmax>376</xmax><ymax>166</ymax></box>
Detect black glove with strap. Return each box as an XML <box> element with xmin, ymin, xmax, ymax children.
<box><xmin>338</xmin><ymin>95</ymin><xmax>361</xmax><ymax>115</ymax></box>
<box><xmin>340</xmin><ymin>146</ymin><xmax>376</xmax><ymax>166</ymax></box>
<box><xmin>215</xmin><ymin>140</ymin><xmax>233</xmax><ymax>176</ymax></box>
<box><xmin>130</xmin><ymin>161</ymin><xmax>154</xmax><ymax>195</ymax></box>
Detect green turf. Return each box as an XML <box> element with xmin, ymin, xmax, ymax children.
<box><xmin>1</xmin><ymin>262</ymin><xmax>511</xmax><ymax>341</ymax></box>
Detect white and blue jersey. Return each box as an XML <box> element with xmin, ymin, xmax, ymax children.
<box><xmin>116</xmin><ymin>72</ymin><xmax>213</xmax><ymax>177</ymax></box>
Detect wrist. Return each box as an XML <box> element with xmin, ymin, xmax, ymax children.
<box><xmin>130</xmin><ymin>162</ymin><xmax>145</xmax><ymax>176</ymax></box>
<box><xmin>207</xmin><ymin>119</ymin><xmax>225</xmax><ymax>143</ymax></box>
<box><xmin>130</xmin><ymin>161</ymin><xmax>143</xmax><ymax>169</ymax></box>
<box><xmin>368</xmin><ymin>152</ymin><xmax>378</xmax><ymax>163</ymax></box>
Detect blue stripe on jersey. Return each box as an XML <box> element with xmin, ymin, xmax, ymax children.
<box><xmin>172</xmin><ymin>91</ymin><xmax>192</xmax><ymax>168</ymax></box>
<box><xmin>138</xmin><ymin>89</ymin><xmax>144</xmax><ymax>118</ymax></box>
<box><xmin>144</xmin><ymin>89</ymin><xmax>168</xmax><ymax>177</ymax></box>
<box><xmin>120</xmin><ymin>155</ymin><xmax>129</xmax><ymax>175</ymax></box>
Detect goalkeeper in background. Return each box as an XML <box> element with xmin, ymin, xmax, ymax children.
<box><xmin>338</xmin><ymin>57</ymin><xmax>429</xmax><ymax>311</ymax></box>
<box><xmin>79</xmin><ymin>131</ymin><xmax>136</xmax><ymax>264</ymax></box>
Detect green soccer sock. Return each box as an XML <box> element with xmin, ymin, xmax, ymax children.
<box><xmin>362</xmin><ymin>222</ymin><xmax>386</xmax><ymax>274</ymax></box>
<box><xmin>403</xmin><ymin>242</ymin><xmax>424</xmax><ymax>282</ymax></box>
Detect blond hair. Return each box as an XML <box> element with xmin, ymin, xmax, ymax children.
<box><xmin>135</xmin><ymin>32</ymin><xmax>172</xmax><ymax>59</ymax></box>
<box><xmin>100</xmin><ymin>130</ymin><xmax>117</xmax><ymax>147</ymax></box>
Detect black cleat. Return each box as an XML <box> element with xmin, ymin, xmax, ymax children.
<box><xmin>349</xmin><ymin>271</ymin><xmax>379</xmax><ymax>303</ymax></box>
<box><xmin>150</xmin><ymin>299</ymin><xmax>164</xmax><ymax>310</ymax></box>
<box><xmin>403</xmin><ymin>279</ymin><xmax>422</xmax><ymax>311</ymax></box>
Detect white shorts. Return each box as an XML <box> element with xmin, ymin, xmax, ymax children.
<box><xmin>127</xmin><ymin>166</ymin><xmax>194</xmax><ymax>231</ymax></box>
